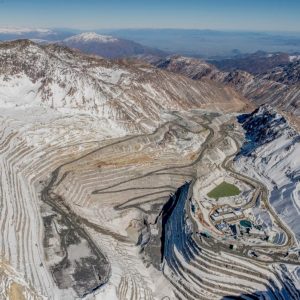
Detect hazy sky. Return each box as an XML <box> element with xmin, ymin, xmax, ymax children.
<box><xmin>0</xmin><ymin>0</ymin><xmax>299</xmax><ymax>32</ymax></box>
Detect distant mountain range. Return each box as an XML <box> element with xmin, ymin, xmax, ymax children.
<box><xmin>0</xmin><ymin>28</ymin><xmax>167</xmax><ymax>59</ymax></box>
<box><xmin>140</xmin><ymin>55</ymin><xmax>300</xmax><ymax>119</ymax></box>
<box><xmin>0</xmin><ymin>27</ymin><xmax>73</xmax><ymax>41</ymax></box>
<box><xmin>2</xmin><ymin>28</ymin><xmax>300</xmax><ymax>59</ymax></box>
<box><xmin>212</xmin><ymin>51</ymin><xmax>300</xmax><ymax>74</ymax></box>
<box><xmin>106</xmin><ymin>29</ymin><xmax>300</xmax><ymax>58</ymax></box>
<box><xmin>1</xmin><ymin>28</ymin><xmax>299</xmax><ymax>121</ymax></box>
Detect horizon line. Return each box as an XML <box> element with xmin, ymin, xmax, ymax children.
<box><xmin>1</xmin><ymin>26</ymin><xmax>300</xmax><ymax>35</ymax></box>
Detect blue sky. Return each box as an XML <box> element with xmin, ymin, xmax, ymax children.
<box><xmin>0</xmin><ymin>0</ymin><xmax>299</xmax><ymax>32</ymax></box>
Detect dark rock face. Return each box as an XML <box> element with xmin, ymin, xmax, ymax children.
<box><xmin>261</xmin><ymin>60</ymin><xmax>300</xmax><ymax>85</ymax></box>
<box><xmin>141</xmin><ymin>182</ymin><xmax>201</xmax><ymax>272</ymax></box>
<box><xmin>160</xmin><ymin>182</ymin><xmax>200</xmax><ymax>269</ymax></box>
<box><xmin>237</xmin><ymin>106</ymin><xmax>287</xmax><ymax>156</ymax></box>
<box><xmin>41</xmin><ymin>169</ymin><xmax>111</xmax><ymax>298</ymax></box>
<box><xmin>41</xmin><ymin>201</ymin><xmax>111</xmax><ymax>297</ymax></box>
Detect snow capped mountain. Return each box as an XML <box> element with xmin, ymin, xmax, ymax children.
<box><xmin>0</xmin><ymin>28</ymin><xmax>167</xmax><ymax>59</ymax></box>
<box><xmin>62</xmin><ymin>31</ymin><xmax>167</xmax><ymax>58</ymax></box>
<box><xmin>64</xmin><ymin>32</ymin><xmax>118</xmax><ymax>43</ymax></box>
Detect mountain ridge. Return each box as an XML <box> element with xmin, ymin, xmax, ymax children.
<box><xmin>141</xmin><ymin>55</ymin><xmax>300</xmax><ymax>120</ymax></box>
<box><xmin>212</xmin><ymin>51</ymin><xmax>300</xmax><ymax>74</ymax></box>
<box><xmin>0</xmin><ymin>40</ymin><xmax>249</xmax><ymax>134</ymax></box>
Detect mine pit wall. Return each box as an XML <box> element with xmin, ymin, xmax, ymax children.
<box><xmin>159</xmin><ymin>182</ymin><xmax>201</xmax><ymax>272</ymax></box>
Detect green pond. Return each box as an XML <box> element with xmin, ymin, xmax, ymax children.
<box><xmin>207</xmin><ymin>181</ymin><xmax>241</xmax><ymax>199</ymax></box>
<box><xmin>240</xmin><ymin>220</ymin><xmax>252</xmax><ymax>228</ymax></box>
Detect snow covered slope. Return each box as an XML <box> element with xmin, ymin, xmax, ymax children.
<box><xmin>235</xmin><ymin>106</ymin><xmax>300</xmax><ymax>242</ymax></box>
<box><xmin>0</xmin><ymin>40</ymin><xmax>247</xmax><ymax>134</ymax></box>
<box><xmin>64</xmin><ymin>32</ymin><xmax>118</xmax><ymax>43</ymax></box>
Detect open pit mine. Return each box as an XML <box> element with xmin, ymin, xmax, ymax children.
<box><xmin>0</xmin><ymin>40</ymin><xmax>299</xmax><ymax>300</ymax></box>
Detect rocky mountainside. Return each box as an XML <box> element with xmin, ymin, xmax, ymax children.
<box><xmin>212</xmin><ymin>51</ymin><xmax>300</xmax><ymax>74</ymax></box>
<box><xmin>227</xmin><ymin>62</ymin><xmax>300</xmax><ymax>116</ymax></box>
<box><xmin>0</xmin><ymin>40</ymin><xmax>247</xmax><ymax>134</ymax></box>
<box><xmin>144</xmin><ymin>55</ymin><xmax>300</xmax><ymax>117</ymax></box>
<box><xmin>150</xmin><ymin>55</ymin><xmax>220</xmax><ymax>80</ymax></box>
<box><xmin>235</xmin><ymin>105</ymin><xmax>300</xmax><ymax>241</ymax></box>
<box><xmin>261</xmin><ymin>60</ymin><xmax>300</xmax><ymax>85</ymax></box>
<box><xmin>62</xmin><ymin>32</ymin><xmax>167</xmax><ymax>59</ymax></box>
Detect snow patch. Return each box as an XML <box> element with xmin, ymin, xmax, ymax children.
<box><xmin>64</xmin><ymin>32</ymin><xmax>118</xmax><ymax>43</ymax></box>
